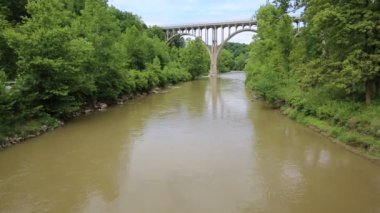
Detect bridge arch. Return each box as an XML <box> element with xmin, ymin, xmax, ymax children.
<box><xmin>214</xmin><ymin>28</ymin><xmax>256</xmax><ymax>59</ymax></box>
<box><xmin>166</xmin><ymin>29</ymin><xmax>257</xmax><ymax>76</ymax></box>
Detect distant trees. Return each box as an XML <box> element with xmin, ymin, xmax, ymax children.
<box><xmin>180</xmin><ymin>38</ymin><xmax>210</xmax><ymax>79</ymax></box>
<box><xmin>218</xmin><ymin>49</ymin><xmax>234</xmax><ymax>73</ymax></box>
<box><xmin>218</xmin><ymin>42</ymin><xmax>249</xmax><ymax>72</ymax></box>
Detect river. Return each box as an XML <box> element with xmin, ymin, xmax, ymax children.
<box><xmin>0</xmin><ymin>72</ymin><xmax>379</xmax><ymax>213</ymax></box>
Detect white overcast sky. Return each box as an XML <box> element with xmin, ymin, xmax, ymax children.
<box><xmin>108</xmin><ymin>0</ymin><xmax>269</xmax><ymax>43</ymax></box>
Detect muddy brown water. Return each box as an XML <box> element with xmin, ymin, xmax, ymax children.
<box><xmin>0</xmin><ymin>72</ymin><xmax>379</xmax><ymax>213</ymax></box>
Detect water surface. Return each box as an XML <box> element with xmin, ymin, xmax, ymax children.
<box><xmin>0</xmin><ymin>72</ymin><xmax>379</xmax><ymax>213</ymax></box>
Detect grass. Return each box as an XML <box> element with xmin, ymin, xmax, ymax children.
<box><xmin>282</xmin><ymin>105</ymin><xmax>380</xmax><ymax>159</ymax></box>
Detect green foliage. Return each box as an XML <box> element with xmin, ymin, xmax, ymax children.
<box><xmin>180</xmin><ymin>38</ymin><xmax>210</xmax><ymax>79</ymax></box>
<box><xmin>298</xmin><ymin>0</ymin><xmax>380</xmax><ymax>103</ymax></box>
<box><xmin>169</xmin><ymin>36</ymin><xmax>185</xmax><ymax>48</ymax></box>
<box><xmin>147</xmin><ymin>26</ymin><xmax>166</xmax><ymax>41</ymax></box>
<box><xmin>234</xmin><ymin>52</ymin><xmax>249</xmax><ymax>71</ymax></box>
<box><xmin>122</xmin><ymin>26</ymin><xmax>149</xmax><ymax>70</ymax></box>
<box><xmin>109</xmin><ymin>7</ymin><xmax>145</xmax><ymax>32</ymax></box>
<box><xmin>0</xmin><ymin>0</ymin><xmax>194</xmax><ymax>144</ymax></box>
<box><xmin>163</xmin><ymin>61</ymin><xmax>192</xmax><ymax>84</ymax></box>
<box><xmin>3</xmin><ymin>0</ymin><xmax>95</xmax><ymax>118</ymax></box>
<box><xmin>224</xmin><ymin>42</ymin><xmax>249</xmax><ymax>57</ymax></box>
<box><xmin>219</xmin><ymin>42</ymin><xmax>249</xmax><ymax>72</ymax></box>
<box><xmin>218</xmin><ymin>49</ymin><xmax>234</xmax><ymax>73</ymax></box>
<box><xmin>0</xmin><ymin>0</ymin><xmax>28</xmax><ymax>23</ymax></box>
<box><xmin>245</xmin><ymin>4</ymin><xmax>293</xmax><ymax>103</ymax></box>
<box><xmin>246</xmin><ymin>3</ymin><xmax>380</xmax><ymax>157</ymax></box>
<box><xmin>0</xmin><ymin>14</ymin><xmax>17</xmax><ymax>79</ymax></box>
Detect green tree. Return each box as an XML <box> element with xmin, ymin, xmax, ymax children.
<box><xmin>234</xmin><ymin>52</ymin><xmax>248</xmax><ymax>70</ymax></box>
<box><xmin>245</xmin><ymin>4</ymin><xmax>294</xmax><ymax>101</ymax></box>
<box><xmin>0</xmin><ymin>15</ymin><xmax>17</xmax><ymax>79</ymax></box>
<box><xmin>146</xmin><ymin>36</ymin><xmax>170</xmax><ymax>67</ymax></box>
<box><xmin>109</xmin><ymin>7</ymin><xmax>145</xmax><ymax>32</ymax></box>
<box><xmin>0</xmin><ymin>0</ymin><xmax>28</xmax><ymax>23</ymax></box>
<box><xmin>180</xmin><ymin>38</ymin><xmax>210</xmax><ymax>79</ymax></box>
<box><xmin>147</xmin><ymin>26</ymin><xmax>166</xmax><ymax>41</ymax></box>
<box><xmin>298</xmin><ymin>0</ymin><xmax>380</xmax><ymax>104</ymax></box>
<box><xmin>224</xmin><ymin>42</ymin><xmax>249</xmax><ymax>58</ymax></box>
<box><xmin>73</xmin><ymin>0</ymin><xmax>124</xmax><ymax>101</ymax></box>
<box><xmin>169</xmin><ymin>36</ymin><xmax>185</xmax><ymax>48</ymax></box>
<box><xmin>218</xmin><ymin>49</ymin><xmax>234</xmax><ymax>72</ymax></box>
<box><xmin>121</xmin><ymin>26</ymin><xmax>149</xmax><ymax>70</ymax></box>
<box><xmin>4</xmin><ymin>0</ymin><xmax>96</xmax><ymax>118</ymax></box>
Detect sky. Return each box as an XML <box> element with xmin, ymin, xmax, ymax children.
<box><xmin>108</xmin><ymin>0</ymin><xmax>269</xmax><ymax>43</ymax></box>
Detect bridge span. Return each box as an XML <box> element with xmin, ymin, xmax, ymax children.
<box><xmin>161</xmin><ymin>18</ymin><xmax>301</xmax><ymax>76</ymax></box>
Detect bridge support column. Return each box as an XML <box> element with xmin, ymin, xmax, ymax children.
<box><xmin>210</xmin><ymin>51</ymin><xmax>218</xmax><ymax>77</ymax></box>
<box><xmin>209</xmin><ymin>27</ymin><xmax>219</xmax><ymax>77</ymax></box>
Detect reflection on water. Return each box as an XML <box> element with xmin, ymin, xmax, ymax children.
<box><xmin>0</xmin><ymin>72</ymin><xmax>379</xmax><ymax>213</ymax></box>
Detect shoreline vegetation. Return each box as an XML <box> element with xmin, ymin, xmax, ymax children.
<box><xmin>246</xmin><ymin>2</ymin><xmax>379</xmax><ymax>160</ymax></box>
<box><xmin>0</xmin><ymin>0</ymin><xmax>213</xmax><ymax>149</ymax></box>
<box><xmin>252</xmin><ymin>94</ymin><xmax>380</xmax><ymax>164</ymax></box>
<box><xmin>0</xmin><ymin>83</ymin><xmax>186</xmax><ymax>149</ymax></box>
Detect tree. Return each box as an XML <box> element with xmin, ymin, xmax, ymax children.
<box><xmin>234</xmin><ymin>52</ymin><xmax>248</xmax><ymax>71</ymax></box>
<box><xmin>0</xmin><ymin>15</ymin><xmax>17</xmax><ymax>79</ymax></box>
<box><xmin>298</xmin><ymin>0</ymin><xmax>380</xmax><ymax>104</ymax></box>
<box><xmin>109</xmin><ymin>7</ymin><xmax>145</xmax><ymax>33</ymax></box>
<box><xmin>169</xmin><ymin>36</ymin><xmax>185</xmax><ymax>48</ymax></box>
<box><xmin>245</xmin><ymin>4</ymin><xmax>294</xmax><ymax>101</ymax></box>
<box><xmin>73</xmin><ymin>0</ymin><xmax>124</xmax><ymax>101</ymax></box>
<box><xmin>0</xmin><ymin>0</ymin><xmax>28</xmax><ymax>23</ymax></box>
<box><xmin>147</xmin><ymin>26</ymin><xmax>166</xmax><ymax>41</ymax></box>
<box><xmin>218</xmin><ymin>49</ymin><xmax>234</xmax><ymax>72</ymax></box>
<box><xmin>180</xmin><ymin>38</ymin><xmax>210</xmax><ymax>79</ymax></box>
<box><xmin>121</xmin><ymin>26</ymin><xmax>149</xmax><ymax>70</ymax></box>
<box><xmin>146</xmin><ymin>36</ymin><xmax>170</xmax><ymax>68</ymax></box>
<box><xmin>4</xmin><ymin>0</ymin><xmax>96</xmax><ymax>118</ymax></box>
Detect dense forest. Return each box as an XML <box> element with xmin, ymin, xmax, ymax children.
<box><xmin>246</xmin><ymin>0</ymin><xmax>380</xmax><ymax>157</ymax></box>
<box><xmin>0</xmin><ymin>0</ymin><xmax>210</xmax><ymax>146</ymax></box>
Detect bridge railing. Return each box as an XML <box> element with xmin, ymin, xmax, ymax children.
<box><xmin>161</xmin><ymin>19</ymin><xmax>258</xmax><ymax>30</ymax></box>
<box><xmin>160</xmin><ymin>17</ymin><xmax>301</xmax><ymax>30</ymax></box>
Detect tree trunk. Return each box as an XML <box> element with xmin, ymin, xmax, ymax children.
<box><xmin>365</xmin><ymin>80</ymin><xmax>372</xmax><ymax>105</ymax></box>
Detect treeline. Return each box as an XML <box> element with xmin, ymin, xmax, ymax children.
<box><xmin>0</xmin><ymin>0</ymin><xmax>210</xmax><ymax>144</ymax></box>
<box><xmin>246</xmin><ymin>1</ymin><xmax>380</xmax><ymax>157</ymax></box>
<box><xmin>218</xmin><ymin>42</ymin><xmax>249</xmax><ymax>72</ymax></box>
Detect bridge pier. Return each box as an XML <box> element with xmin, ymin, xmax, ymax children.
<box><xmin>209</xmin><ymin>48</ymin><xmax>219</xmax><ymax>77</ymax></box>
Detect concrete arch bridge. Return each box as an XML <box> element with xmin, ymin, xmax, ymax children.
<box><xmin>161</xmin><ymin>18</ymin><xmax>301</xmax><ymax>76</ymax></box>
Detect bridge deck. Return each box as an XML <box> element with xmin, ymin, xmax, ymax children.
<box><xmin>160</xmin><ymin>17</ymin><xmax>301</xmax><ymax>30</ymax></box>
<box><xmin>161</xmin><ymin>20</ymin><xmax>257</xmax><ymax>30</ymax></box>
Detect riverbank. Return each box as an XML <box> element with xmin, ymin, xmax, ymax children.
<box><xmin>0</xmin><ymin>84</ymin><xmax>185</xmax><ymax>149</ymax></box>
<box><xmin>283</xmin><ymin>106</ymin><xmax>380</xmax><ymax>163</ymax></box>
<box><xmin>252</xmin><ymin>93</ymin><xmax>380</xmax><ymax>163</ymax></box>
